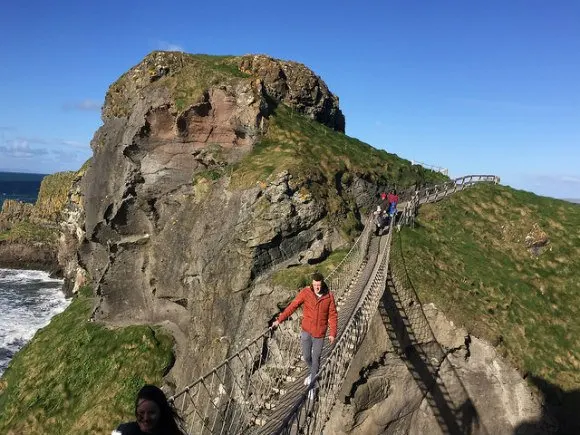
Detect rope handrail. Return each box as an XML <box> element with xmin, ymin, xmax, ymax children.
<box><xmin>168</xmin><ymin>174</ymin><xmax>499</xmax><ymax>434</ymax></box>
<box><xmin>169</xmin><ymin>213</ymin><xmax>375</xmax><ymax>391</ymax></box>
<box><xmin>169</xmin><ymin>201</ymin><xmax>377</xmax><ymax>433</ymax></box>
<box><xmin>411</xmin><ymin>159</ymin><xmax>449</xmax><ymax>176</ymax></box>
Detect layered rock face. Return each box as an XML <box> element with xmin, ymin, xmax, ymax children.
<box><xmin>239</xmin><ymin>55</ymin><xmax>345</xmax><ymax>132</ymax></box>
<box><xmin>77</xmin><ymin>52</ymin><xmax>354</xmax><ymax>387</ymax></box>
<box><xmin>58</xmin><ymin>167</ymin><xmax>88</xmax><ymax>295</ymax></box>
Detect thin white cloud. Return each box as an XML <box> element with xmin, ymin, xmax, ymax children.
<box><xmin>53</xmin><ymin>149</ymin><xmax>80</xmax><ymax>160</ymax></box>
<box><xmin>0</xmin><ymin>139</ymin><xmax>49</xmax><ymax>158</ymax></box>
<box><xmin>155</xmin><ymin>40</ymin><xmax>185</xmax><ymax>52</ymax></box>
<box><xmin>0</xmin><ymin>134</ymin><xmax>90</xmax><ymax>161</ymax></box>
<box><xmin>525</xmin><ymin>173</ymin><xmax>580</xmax><ymax>186</ymax></box>
<box><xmin>16</xmin><ymin>136</ymin><xmax>51</xmax><ymax>145</ymax></box>
<box><xmin>510</xmin><ymin>173</ymin><xmax>580</xmax><ymax>199</ymax></box>
<box><xmin>60</xmin><ymin>140</ymin><xmax>88</xmax><ymax>148</ymax></box>
<box><xmin>560</xmin><ymin>175</ymin><xmax>580</xmax><ymax>183</ymax></box>
<box><xmin>63</xmin><ymin>99</ymin><xmax>102</xmax><ymax>112</ymax></box>
<box><xmin>9</xmin><ymin>136</ymin><xmax>88</xmax><ymax>149</ymax></box>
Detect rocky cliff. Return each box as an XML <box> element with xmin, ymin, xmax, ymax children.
<box><xmin>75</xmin><ymin>51</ymin><xmax>440</xmax><ymax>390</ymax></box>
<box><xmin>0</xmin><ymin>171</ymin><xmax>79</xmax><ymax>271</ymax></box>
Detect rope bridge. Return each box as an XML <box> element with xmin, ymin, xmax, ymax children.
<box><xmin>169</xmin><ymin>175</ymin><xmax>499</xmax><ymax>434</ymax></box>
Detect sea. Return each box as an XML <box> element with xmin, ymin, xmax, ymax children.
<box><xmin>0</xmin><ymin>172</ymin><xmax>70</xmax><ymax>376</ymax></box>
<box><xmin>0</xmin><ymin>171</ymin><xmax>45</xmax><ymax>208</ymax></box>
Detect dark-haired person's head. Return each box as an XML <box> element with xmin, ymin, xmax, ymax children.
<box><xmin>135</xmin><ymin>385</ymin><xmax>183</xmax><ymax>434</ymax></box>
<box><xmin>311</xmin><ymin>272</ymin><xmax>328</xmax><ymax>295</ymax></box>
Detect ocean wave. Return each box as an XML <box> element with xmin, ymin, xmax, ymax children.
<box><xmin>0</xmin><ymin>268</ymin><xmax>63</xmax><ymax>284</ymax></box>
<box><xmin>0</xmin><ymin>269</ymin><xmax>70</xmax><ymax>375</ymax></box>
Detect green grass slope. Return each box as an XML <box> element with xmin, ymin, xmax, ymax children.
<box><xmin>0</xmin><ymin>288</ymin><xmax>174</xmax><ymax>435</ymax></box>
<box><xmin>230</xmin><ymin>103</ymin><xmax>448</xmax><ymax>286</ymax></box>
<box><xmin>231</xmin><ymin>103</ymin><xmax>447</xmax><ymax>240</ymax></box>
<box><xmin>232</xmin><ymin>104</ymin><xmax>446</xmax><ymax>190</ymax></box>
<box><xmin>391</xmin><ymin>183</ymin><xmax>580</xmax><ymax>391</ymax></box>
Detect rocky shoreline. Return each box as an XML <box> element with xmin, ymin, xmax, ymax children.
<box><xmin>0</xmin><ymin>241</ymin><xmax>58</xmax><ymax>272</ymax></box>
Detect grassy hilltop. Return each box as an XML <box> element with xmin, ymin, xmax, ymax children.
<box><xmin>391</xmin><ymin>183</ymin><xmax>580</xmax><ymax>392</ymax></box>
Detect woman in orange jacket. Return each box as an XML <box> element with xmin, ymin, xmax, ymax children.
<box><xmin>272</xmin><ymin>272</ymin><xmax>338</xmax><ymax>391</ymax></box>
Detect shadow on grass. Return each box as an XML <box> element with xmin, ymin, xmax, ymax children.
<box><xmin>514</xmin><ymin>376</ymin><xmax>580</xmax><ymax>435</ymax></box>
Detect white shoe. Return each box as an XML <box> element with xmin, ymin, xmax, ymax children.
<box><xmin>303</xmin><ymin>375</ymin><xmax>311</xmax><ymax>386</ymax></box>
<box><xmin>308</xmin><ymin>389</ymin><xmax>315</xmax><ymax>400</ymax></box>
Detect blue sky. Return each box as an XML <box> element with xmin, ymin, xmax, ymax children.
<box><xmin>0</xmin><ymin>1</ymin><xmax>578</xmax><ymax>199</ymax></box>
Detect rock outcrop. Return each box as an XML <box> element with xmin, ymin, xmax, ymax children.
<box><xmin>76</xmin><ymin>51</ymin><xmax>363</xmax><ymax>389</ymax></box>
<box><xmin>525</xmin><ymin>223</ymin><xmax>550</xmax><ymax>256</ymax></box>
<box><xmin>0</xmin><ymin>241</ymin><xmax>57</xmax><ymax>271</ymax></box>
<box><xmin>239</xmin><ymin>55</ymin><xmax>345</xmax><ymax>132</ymax></box>
<box><xmin>0</xmin><ymin>200</ymin><xmax>34</xmax><ymax>226</ymax></box>
<box><xmin>58</xmin><ymin>165</ymin><xmax>88</xmax><ymax>295</ymax></box>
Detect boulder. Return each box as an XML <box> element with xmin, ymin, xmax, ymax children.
<box><xmin>239</xmin><ymin>54</ymin><xmax>345</xmax><ymax>132</ymax></box>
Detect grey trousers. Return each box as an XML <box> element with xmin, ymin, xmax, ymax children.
<box><xmin>301</xmin><ymin>331</ymin><xmax>324</xmax><ymax>380</ymax></box>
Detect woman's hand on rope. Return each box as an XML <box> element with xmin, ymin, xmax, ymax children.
<box><xmin>328</xmin><ymin>335</ymin><xmax>335</xmax><ymax>344</ymax></box>
<box><xmin>270</xmin><ymin>320</ymin><xmax>280</xmax><ymax>329</ymax></box>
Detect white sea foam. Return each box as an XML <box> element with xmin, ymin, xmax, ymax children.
<box><xmin>0</xmin><ymin>268</ymin><xmax>71</xmax><ymax>375</ymax></box>
<box><xmin>0</xmin><ymin>268</ymin><xmax>63</xmax><ymax>284</ymax></box>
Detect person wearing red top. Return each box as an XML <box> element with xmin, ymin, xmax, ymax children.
<box><xmin>272</xmin><ymin>272</ymin><xmax>338</xmax><ymax>390</ymax></box>
<box><xmin>379</xmin><ymin>191</ymin><xmax>389</xmax><ymax>211</ymax></box>
<box><xmin>387</xmin><ymin>189</ymin><xmax>399</xmax><ymax>218</ymax></box>
<box><xmin>387</xmin><ymin>189</ymin><xmax>399</xmax><ymax>211</ymax></box>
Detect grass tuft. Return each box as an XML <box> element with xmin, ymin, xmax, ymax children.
<box><xmin>272</xmin><ymin>248</ymin><xmax>350</xmax><ymax>290</ymax></box>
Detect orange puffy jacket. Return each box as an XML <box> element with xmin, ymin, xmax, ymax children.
<box><xmin>277</xmin><ymin>286</ymin><xmax>338</xmax><ymax>338</ymax></box>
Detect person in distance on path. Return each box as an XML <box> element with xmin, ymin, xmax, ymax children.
<box><xmin>387</xmin><ymin>189</ymin><xmax>399</xmax><ymax>224</ymax></box>
<box><xmin>388</xmin><ymin>189</ymin><xmax>399</xmax><ymax>216</ymax></box>
<box><xmin>271</xmin><ymin>272</ymin><xmax>338</xmax><ymax>390</ymax></box>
